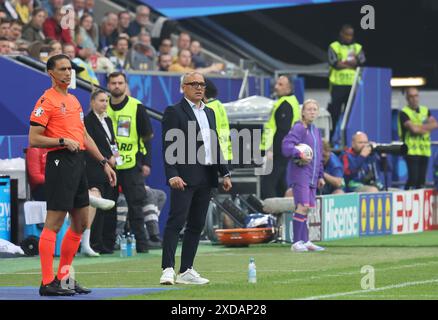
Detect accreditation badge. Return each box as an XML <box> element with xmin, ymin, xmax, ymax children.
<box><xmin>117</xmin><ymin>116</ymin><xmax>131</xmax><ymax>137</ymax></box>
<box><xmin>111</xmin><ymin>143</ymin><xmax>123</xmax><ymax>166</ymax></box>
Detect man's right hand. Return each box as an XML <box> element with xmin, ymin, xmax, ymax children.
<box><xmin>169</xmin><ymin>176</ymin><xmax>187</xmax><ymax>190</ymax></box>
<box><xmin>360</xmin><ymin>144</ymin><xmax>372</xmax><ymax>158</ymax></box>
<box><xmin>64</xmin><ymin>138</ymin><xmax>80</xmax><ymax>153</ymax></box>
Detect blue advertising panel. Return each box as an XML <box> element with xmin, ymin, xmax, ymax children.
<box><xmin>359</xmin><ymin>193</ymin><xmax>392</xmax><ymax>236</ymax></box>
<box><xmin>0</xmin><ymin>176</ymin><xmax>11</xmax><ymax>241</ymax></box>
<box><xmin>141</xmin><ymin>0</ymin><xmax>359</xmax><ymax>19</ymax></box>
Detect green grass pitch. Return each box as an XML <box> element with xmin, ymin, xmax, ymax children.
<box><xmin>1</xmin><ymin>231</ymin><xmax>438</xmax><ymax>300</ymax></box>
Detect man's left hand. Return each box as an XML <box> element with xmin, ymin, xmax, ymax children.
<box><xmin>142</xmin><ymin>165</ymin><xmax>151</xmax><ymax>177</ymax></box>
<box><xmin>104</xmin><ymin>164</ymin><xmax>117</xmax><ymax>187</ymax></box>
<box><xmin>222</xmin><ymin>176</ymin><xmax>232</xmax><ymax>192</ymax></box>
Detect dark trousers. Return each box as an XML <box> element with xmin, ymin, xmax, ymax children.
<box><xmin>261</xmin><ymin>159</ymin><xmax>288</xmax><ymax>199</ymax></box>
<box><xmin>328</xmin><ymin>85</ymin><xmax>352</xmax><ymax>138</ymax></box>
<box><xmin>90</xmin><ymin>183</ymin><xmax>118</xmax><ymax>250</ymax></box>
<box><xmin>118</xmin><ymin>166</ymin><xmax>149</xmax><ymax>249</ymax></box>
<box><xmin>404</xmin><ymin>155</ymin><xmax>429</xmax><ymax>189</ymax></box>
<box><xmin>161</xmin><ymin>183</ymin><xmax>212</xmax><ymax>273</ymax></box>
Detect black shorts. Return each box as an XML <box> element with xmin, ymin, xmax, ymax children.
<box><xmin>45</xmin><ymin>149</ymin><xmax>89</xmax><ymax>211</ymax></box>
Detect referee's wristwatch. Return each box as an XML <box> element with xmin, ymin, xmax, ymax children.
<box><xmin>100</xmin><ymin>158</ymin><xmax>108</xmax><ymax>167</ymax></box>
<box><xmin>59</xmin><ymin>138</ymin><xmax>65</xmax><ymax>147</ymax></box>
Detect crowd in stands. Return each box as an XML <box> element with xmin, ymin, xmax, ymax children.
<box><xmin>0</xmin><ymin>0</ymin><xmax>225</xmax><ymax>84</ymax></box>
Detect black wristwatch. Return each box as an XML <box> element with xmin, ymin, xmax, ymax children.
<box><xmin>59</xmin><ymin>138</ymin><xmax>65</xmax><ymax>147</ymax></box>
<box><xmin>100</xmin><ymin>158</ymin><xmax>108</xmax><ymax>167</ymax></box>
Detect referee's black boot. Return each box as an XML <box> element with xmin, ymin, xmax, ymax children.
<box><xmin>39</xmin><ymin>278</ymin><xmax>76</xmax><ymax>296</ymax></box>
<box><xmin>57</xmin><ymin>277</ymin><xmax>92</xmax><ymax>295</ymax></box>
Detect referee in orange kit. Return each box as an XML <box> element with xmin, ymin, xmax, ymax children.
<box><xmin>28</xmin><ymin>54</ymin><xmax>117</xmax><ymax>296</ymax></box>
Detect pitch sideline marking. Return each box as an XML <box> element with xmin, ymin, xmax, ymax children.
<box><xmin>300</xmin><ymin>278</ymin><xmax>438</xmax><ymax>300</ymax></box>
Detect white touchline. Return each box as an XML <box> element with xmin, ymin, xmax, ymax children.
<box><xmin>299</xmin><ymin>278</ymin><xmax>438</xmax><ymax>300</ymax></box>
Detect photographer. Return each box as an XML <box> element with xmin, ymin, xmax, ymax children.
<box><xmin>321</xmin><ymin>140</ymin><xmax>345</xmax><ymax>195</ymax></box>
<box><xmin>340</xmin><ymin>131</ymin><xmax>384</xmax><ymax>192</ymax></box>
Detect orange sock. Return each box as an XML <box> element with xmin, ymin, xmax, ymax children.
<box><xmin>39</xmin><ymin>228</ymin><xmax>57</xmax><ymax>285</ymax></box>
<box><xmin>57</xmin><ymin>228</ymin><xmax>82</xmax><ymax>281</ymax></box>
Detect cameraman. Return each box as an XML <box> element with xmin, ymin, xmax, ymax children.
<box><xmin>340</xmin><ymin>131</ymin><xmax>384</xmax><ymax>192</ymax></box>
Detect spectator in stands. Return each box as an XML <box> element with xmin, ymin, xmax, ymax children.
<box><xmin>43</xmin><ymin>8</ymin><xmax>75</xmax><ymax>45</ymax></box>
<box><xmin>260</xmin><ymin>76</ymin><xmax>301</xmax><ymax>199</ymax></box>
<box><xmin>158</xmin><ymin>38</ymin><xmax>172</xmax><ymax>56</ymax></box>
<box><xmin>107</xmin><ymin>36</ymin><xmax>130</xmax><ymax>71</ymax></box>
<box><xmin>0</xmin><ymin>17</ymin><xmax>10</xmax><ymax>38</ymax></box>
<box><xmin>170</xmin><ymin>31</ymin><xmax>190</xmax><ymax>59</ymax></box>
<box><xmin>190</xmin><ymin>40</ymin><xmax>207</xmax><ymax>68</ymax></box>
<box><xmin>0</xmin><ymin>36</ymin><xmax>11</xmax><ymax>54</ymax></box>
<box><xmin>72</xmin><ymin>0</ymin><xmax>85</xmax><ymax>18</ymax></box>
<box><xmin>47</xmin><ymin>39</ymin><xmax>61</xmax><ymax>56</ymax></box>
<box><xmin>84</xmin><ymin>0</ymin><xmax>94</xmax><ymax>16</ymax></box>
<box><xmin>340</xmin><ymin>131</ymin><xmax>384</xmax><ymax>192</ymax></box>
<box><xmin>15</xmin><ymin>0</ymin><xmax>32</xmax><ymax>24</ymax></box>
<box><xmin>84</xmin><ymin>90</ymin><xmax>118</xmax><ymax>255</ymax></box>
<box><xmin>22</xmin><ymin>7</ymin><xmax>46</xmax><ymax>42</ymax></box>
<box><xmin>157</xmin><ymin>53</ymin><xmax>172</xmax><ymax>71</ymax></box>
<box><xmin>26</xmin><ymin>147</ymin><xmax>49</xmax><ymax>200</ymax></box>
<box><xmin>98</xmin><ymin>13</ymin><xmax>118</xmax><ymax>53</ymax></box>
<box><xmin>41</xmin><ymin>0</ymin><xmax>63</xmax><ymax>19</ymax></box>
<box><xmin>398</xmin><ymin>87</ymin><xmax>438</xmax><ymax>189</ymax></box>
<box><xmin>117</xmin><ymin>10</ymin><xmax>130</xmax><ymax>35</ymax></box>
<box><xmin>63</xmin><ymin>42</ymin><xmax>99</xmax><ymax>85</ymax></box>
<box><xmin>8</xmin><ymin>19</ymin><xmax>23</xmax><ymax>42</ymax></box>
<box><xmin>129</xmin><ymin>41</ymin><xmax>154</xmax><ymax>71</ymax></box>
<box><xmin>169</xmin><ymin>48</ymin><xmax>223</xmax><ymax>74</ymax></box>
<box><xmin>328</xmin><ymin>24</ymin><xmax>365</xmax><ymax>141</ymax></box>
<box><xmin>0</xmin><ymin>0</ymin><xmax>18</xmax><ymax>20</ymax></box>
<box><xmin>75</xmin><ymin>12</ymin><xmax>98</xmax><ymax>51</ymax></box>
<box><xmin>320</xmin><ymin>140</ymin><xmax>345</xmax><ymax>195</ymax></box>
<box><xmin>127</xmin><ymin>5</ymin><xmax>153</xmax><ymax>38</ymax></box>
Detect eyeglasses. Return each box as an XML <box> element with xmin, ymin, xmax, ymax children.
<box><xmin>184</xmin><ymin>82</ymin><xmax>206</xmax><ymax>88</ymax></box>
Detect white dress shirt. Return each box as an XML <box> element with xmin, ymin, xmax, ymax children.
<box><xmin>185</xmin><ymin>98</ymin><xmax>212</xmax><ymax>165</ymax></box>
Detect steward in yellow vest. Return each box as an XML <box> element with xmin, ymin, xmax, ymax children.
<box><xmin>398</xmin><ymin>87</ymin><xmax>438</xmax><ymax>189</ymax></box>
<box><xmin>106</xmin><ymin>72</ymin><xmax>154</xmax><ymax>252</ymax></box>
<box><xmin>328</xmin><ymin>24</ymin><xmax>365</xmax><ymax>139</ymax></box>
<box><xmin>260</xmin><ymin>76</ymin><xmax>301</xmax><ymax>199</ymax></box>
<box><xmin>204</xmin><ymin>78</ymin><xmax>233</xmax><ymax>161</ymax></box>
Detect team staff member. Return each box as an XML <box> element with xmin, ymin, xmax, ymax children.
<box><xmin>328</xmin><ymin>24</ymin><xmax>365</xmax><ymax>139</ymax></box>
<box><xmin>84</xmin><ymin>90</ymin><xmax>118</xmax><ymax>255</ymax></box>
<box><xmin>204</xmin><ymin>78</ymin><xmax>233</xmax><ymax>162</ymax></box>
<box><xmin>106</xmin><ymin>71</ymin><xmax>154</xmax><ymax>253</ymax></box>
<box><xmin>29</xmin><ymin>54</ymin><xmax>116</xmax><ymax>296</ymax></box>
<box><xmin>160</xmin><ymin>72</ymin><xmax>232</xmax><ymax>285</ymax></box>
<box><xmin>260</xmin><ymin>75</ymin><xmax>301</xmax><ymax>199</ymax></box>
<box><xmin>398</xmin><ymin>87</ymin><xmax>438</xmax><ymax>189</ymax></box>
<box><xmin>282</xmin><ymin>99</ymin><xmax>325</xmax><ymax>253</ymax></box>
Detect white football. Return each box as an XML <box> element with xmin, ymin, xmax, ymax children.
<box><xmin>294</xmin><ymin>143</ymin><xmax>313</xmax><ymax>165</ymax></box>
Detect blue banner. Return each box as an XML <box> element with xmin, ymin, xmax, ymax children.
<box><xmin>142</xmin><ymin>0</ymin><xmax>359</xmax><ymax>19</ymax></box>
<box><xmin>0</xmin><ymin>176</ymin><xmax>11</xmax><ymax>241</ymax></box>
<box><xmin>359</xmin><ymin>193</ymin><xmax>392</xmax><ymax>236</ymax></box>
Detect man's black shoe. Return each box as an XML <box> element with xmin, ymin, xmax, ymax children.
<box><xmin>136</xmin><ymin>245</ymin><xmax>149</xmax><ymax>253</ymax></box>
<box><xmin>93</xmin><ymin>244</ymin><xmax>113</xmax><ymax>254</ymax></box>
<box><xmin>39</xmin><ymin>279</ymin><xmax>76</xmax><ymax>296</ymax></box>
<box><xmin>58</xmin><ymin>277</ymin><xmax>92</xmax><ymax>295</ymax></box>
<box><xmin>146</xmin><ymin>239</ymin><xmax>162</xmax><ymax>249</ymax></box>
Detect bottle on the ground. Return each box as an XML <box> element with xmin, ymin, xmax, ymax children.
<box><xmin>248</xmin><ymin>257</ymin><xmax>257</xmax><ymax>283</ymax></box>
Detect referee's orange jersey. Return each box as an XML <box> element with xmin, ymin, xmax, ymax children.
<box><xmin>30</xmin><ymin>87</ymin><xmax>86</xmax><ymax>151</ymax></box>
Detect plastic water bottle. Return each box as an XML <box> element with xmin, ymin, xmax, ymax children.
<box><xmin>131</xmin><ymin>234</ymin><xmax>137</xmax><ymax>256</ymax></box>
<box><xmin>126</xmin><ymin>233</ymin><xmax>132</xmax><ymax>257</ymax></box>
<box><xmin>120</xmin><ymin>235</ymin><xmax>127</xmax><ymax>258</ymax></box>
<box><xmin>248</xmin><ymin>257</ymin><xmax>257</xmax><ymax>283</ymax></box>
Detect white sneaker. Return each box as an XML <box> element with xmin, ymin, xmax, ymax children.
<box><xmin>81</xmin><ymin>246</ymin><xmax>100</xmax><ymax>257</ymax></box>
<box><xmin>175</xmin><ymin>268</ymin><xmax>209</xmax><ymax>285</ymax></box>
<box><xmin>89</xmin><ymin>195</ymin><xmax>115</xmax><ymax>210</ymax></box>
<box><xmin>160</xmin><ymin>267</ymin><xmax>176</xmax><ymax>285</ymax></box>
<box><xmin>291</xmin><ymin>241</ymin><xmax>308</xmax><ymax>252</ymax></box>
<box><xmin>304</xmin><ymin>241</ymin><xmax>325</xmax><ymax>251</ymax></box>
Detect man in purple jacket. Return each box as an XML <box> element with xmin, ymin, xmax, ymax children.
<box><xmin>282</xmin><ymin>99</ymin><xmax>325</xmax><ymax>252</ymax></box>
